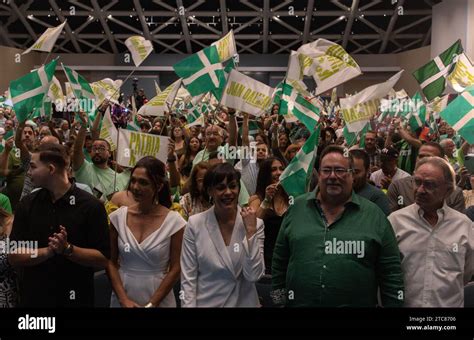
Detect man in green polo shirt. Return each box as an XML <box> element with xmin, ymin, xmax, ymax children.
<box><xmin>72</xmin><ymin>113</ymin><xmax>129</xmax><ymax>201</ymax></box>
<box><xmin>272</xmin><ymin>145</ymin><xmax>404</xmax><ymax>307</ymax></box>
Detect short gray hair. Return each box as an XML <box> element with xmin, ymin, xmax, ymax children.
<box><xmin>415</xmin><ymin>156</ymin><xmax>456</xmax><ymax>194</ymax></box>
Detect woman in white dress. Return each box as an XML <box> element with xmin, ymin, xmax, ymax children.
<box><xmin>107</xmin><ymin>156</ymin><xmax>185</xmax><ymax>308</ymax></box>
<box><xmin>181</xmin><ymin>163</ymin><xmax>265</xmax><ymax>307</ymax></box>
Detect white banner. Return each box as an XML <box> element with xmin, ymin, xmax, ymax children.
<box><xmin>211</xmin><ymin>30</ymin><xmax>237</xmax><ymax>63</ymax></box>
<box><xmin>221</xmin><ymin>69</ymin><xmax>274</xmax><ymax>116</ymax></box>
<box><xmin>341</xmin><ymin>70</ymin><xmax>404</xmax><ymax>132</ymax></box>
<box><xmin>447</xmin><ymin>53</ymin><xmax>474</xmax><ymax>92</ymax></box>
<box><xmin>47</xmin><ymin>76</ymin><xmax>65</xmax><ymax>106</ymax></box>
<box><xmin>293</xmin><ymin>39</ymin><xmax>362</xmax><ymax>95</ymax></box>
<box><xmin>138</xmin><ymin>79</ymin><xmax>181</xmax><ymax>116</ymax></box>
<box><xmin>23</xmin><ymin>21</ymin><xmax>67</xmax><ymax>55</ymax></box>
<box><xmin>99</xmin><ymin>107</ymin><xmax>118</xmax><ymax>151</ymax></box>
<box><xmin>125</xmin><ymin>36</ymin><xmax>154</xmax><ymax>67</ymax></box>
<box><xmin>91</xmin><ymin>78</ymin><xmax>123</xmax><ymax>104</ymax></box>
<box><xmin>117</xmin><ymin>129</ymin><xmax>169</xmax><ymax>167</ymax></box>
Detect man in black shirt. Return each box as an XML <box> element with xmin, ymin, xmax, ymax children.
<box><xmin>9</xmin><ymin>143</ymin><xmax>110</xmax><ymax>307</ymax></box>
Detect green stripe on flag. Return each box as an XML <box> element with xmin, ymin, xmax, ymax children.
<box><xmin>280</xmin><ymin>126</ymin><xmax>320</xmax><ymax>197</ymax></box>
<box><xmin>173</xmin><ymin>45</ymin><xmax>226</xmax><ymax>97</ymax></box>
<box><xmin>440</xmin><ymin>85</ymin><xmax>474</xmax><ymax>144</ymax></box>
<box><xmin>10</xmin><ymin>59</ymin><xmax>57</xmax><ymax>123</ymax></box>
<box><xmin>412</xmin><ymin>39</ymin><xmax>463</xmax><ymax>101</ymax></box>
<box><xmin>279</xmin><ymin>82</ymin><xmax>320</xmax><ymax>130</ymax></box>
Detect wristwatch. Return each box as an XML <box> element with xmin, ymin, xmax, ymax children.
<box><xmin>63</xmin><ymin>243</ymin><xmax>74</xmax><ymax>257</ymax></box>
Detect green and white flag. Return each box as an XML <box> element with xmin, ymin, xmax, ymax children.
<box><xmin>280</xmin><ymin>127</ymin><xmax>321</xmax><ymax>197</ymax></box>
<box><xmin>279</xmin><ymin>82</ymin><xmax>320</xmax><ymax>131</ymax></box>
<box><xmin>406</xmin><ymin>92</ymin><xmax>427</xmax><ymax>132</ymax></box>
<box><xmin>288</xmin><ymin>39</ymin><xmax>362</xmax><ymax>95</ymax></box>
<box><xmin>22</xmin><ymin>21</ymin><xmax>67</xmax><ymax>55</ymax></box>
<box><xmin>138</xmin><ymin>79</ymin><xmax>181</xmax><ymax>116</ymax></box>
<box><xmin>211</xmin><ymin>29</ymin><xmax>237</xmax><ymax>63</ymax></box>
<box><xmin>341</xmin><ymin>70</ymin><xmax>403</xmax><ymax>133</ymax></box>
<box><xmin>427</xmin><ymin>94</ymin><xmax>449</xmax><ymax>118</ymax></box>
<box><xmin>62</xmin><ymin>64</ymin><xmax>96</xmax><ymax>114</ymax></box>
<box><xmin>343</xmin><ymin>123</ymin><xmax>369</xmax><ymax>148</ymax></box>
<box><xmin>221</xmin><ymin>69</ymin><xmax>274</xmax><ymax>116</ymax></box>
<box><xmin>125</xmin><ymin>36</ymin><xmax>154</xmax><ymax>67</ymax></box>
<box><xmin>10</xmin><ymin>58</ymin><xmax>57</xmax><ymax>123</ymax></box>
<box><xmin>211</xmin><ymin>59</ymin><xmax>236</xmax><ymax>101</ymax></box>
<box><xmin>447</xmin><ymin>52</ymin><xmax>474</xmax><ymax>93</ymax></box>
<box><xmin>238</xmin><ymin>120</ymin><xmax>260</xmax><ymax>137</ymax></box>
<box><xmin>173</xmin><ymin>45</ymin><xmax>226</xmax><ymax>97</ymax></box>
<box><xmin>99</xmin><ymin>107</ymin><xmax>118</xmax><ymax>151</ymax></box>
<box><xmin>440</xmin><ymin>86</ymin><xmax>474</xmax><ymax>144</ymax></box>
<box><xmin>413</xmin><ymin>39</ymin><xmax>463</xmax><ymax>101</ymax></box>
<box><xmin>32</xmin><ymin>97</ymin><xmax>52</xmax><ymax>119</ymax></box>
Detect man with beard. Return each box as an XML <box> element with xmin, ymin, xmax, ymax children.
<box><xmin>0</xmin><ymin>123</ymin><xmax>35</xmax><ymax>210</ymax></box>
<box><xmin>72</xmin><ymin>112</ymin><xmax>129</xmax><ymax>201</ymax></box>
<box><xmin>387</xmin><ymin>142</ymin><xmax>466</xmax><ymax>213</ymax></box>
<box><xmin>350</xmin><ymin>149</ymin><xmax>390</xmax><ymax>215</ymax></box>
<box><xmin>9</xmin><ymin>143</ymin><xmax>109</xmax><ymax>307</ymax></box>
<box><xmin>388</xmin><ymin>157</ymin><xmax>474</xmax><ymax>307</ymax></box>
<box><xmin>272</xmin><ymin>145</ymin><xmax>404</xmax><ymax>307</ymax></box>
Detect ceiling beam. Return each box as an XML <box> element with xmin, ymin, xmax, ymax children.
<box><xmin>134</xmin><ymin>0</ymin><xmax>152</xmax><ymax>40</ymax></box>
<box><xmin>176</xmin><ymin>0</ymin><xmax>192</xmax><ymax>53</ymax></box>
<box><xmin>108</xmin><ymin>16</ymin><xmax>142</xmax><ymax>35</ymax></box>
<box><xmin>79</xmin><ymin>38</ymin><xmax>109</xmax><ymax>54</ymax></box>
<box><xmin>236</xmin><ymin>39</ymin><xmax>261</xmax><ymax>54</ymax></box>
<box><xmin>342</xmin><ymin>0</ymin><xmax>359</xmax><ymax>49</ymax></box>
<box><xmin>394</xmin><ymin>39</ymin><xmax>423</xmax><ymax>53</ymax></box>
<box><xmin>219</xmin><ymin>0</ymin><xmax>228</xmax><ymax>34</ymax></box>
<box><xmin>91</xmin><ymin>0</ymin><xmax>118</xmax><ymax>53</ymax></box>
<box><xmin>394</xmin><ymin>15</ymin><xmax>431</xmax><ymax>34</ymax></box>
<box><xmin>57</xmin><ymin>16</ymin><xmax>94</xmax><ymax>50</ymax></box>
<box><xmin>311</xmin><ymin>17</ymin><xmax>343</xmax><ymax>35</ymax></box>
<box><xmin>9</xmin><ymin>0</ymin><xmax>37</xmax><ymax>41</ymax></box>
<box><xmin>359</xmin><ymin>0</ymin><xmax>382</xmax><ymax>11</ymax></box>
<box><xmin>273</xmin><ymin>39</ymin><xmax>302</xmax><ymax>54</ymax></box>
<box><xmin>379</xmin><ymin>0</ymin><xmax>404</xmax><ymax>53</ymax></box>
<box><xmin>351</xmin><ymin>39</ymin><xmax>380</xmax><ymax>54</ymax></box>
<box><xmin>272</xmin><ymin>16</ymin><xmax>302</xmax><ymax>35</ymax></box>
<box><xmin>263</xmin><ymin>0</ymin><xmax>269</xmax><ymax>53</ymax></box>
<box><xmin>188</xmin><ymin>16</ymin><xmax>221</xmax><ymax>34</ymax></box>
<box><xmin>422</xmin><ymin>26</ymin><xmax>432</xmax><ymax>46</ymax></box>
<box><xmin>302</xmin><ymin>0</ymin><xmax>314</xmax><ymax>44</ymax></box>
<box><xmin>153</xmin><ymin>39</ymin><xmax>184</xmax><ymax>54</ymax></box>
<box><xmin>49</xmin><ymin>0</ymin><xmax>82</xmax><ymax>53</ymax></box>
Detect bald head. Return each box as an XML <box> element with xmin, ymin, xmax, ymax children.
<box><xmin>40</xmin><ymin>135</ymin><xmax>60</xmax><ymax>145</ymax></box>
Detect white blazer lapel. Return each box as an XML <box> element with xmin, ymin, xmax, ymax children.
<box><xmin>232</xmin><ymin>208</ymin><xmax>245</xmax><ymax>278</ymax></box>
<box><xmin>205</xmin><ymin>207</ymin><xmax>236</xmax><ymax>277</ymax></box>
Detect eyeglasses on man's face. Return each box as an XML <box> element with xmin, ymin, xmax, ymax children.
<box><xmin>320</xmin><ymin>167</ymin><xmax>353</xmax><ymax>177</ymax></box>
<box><xmin>413</xmin><ymin>177</ymin><xmax>439</xmax><ymax>191</ymax></box>
<box><xmin>91</xmin><ymin>146</ymin><xmax>108</xmax><ymax>153</ymax></box>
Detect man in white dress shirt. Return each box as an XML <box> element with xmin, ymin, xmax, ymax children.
<box><xmin>370</xmin><ymin>146</ymin><xmax>410</xmax><ymax>190</ymax></box>
<box><xmin>388</xmin><ymin>156</ymin><xmax>474</xmax><ymax>307</ymax></box>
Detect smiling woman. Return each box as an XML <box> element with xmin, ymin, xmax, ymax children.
<box><xmin>180</xmin><ymin>163</ymin><xmax>265</xmax><ymax>307</ymax></box>
<box><xmin>107</xmin><ymin>156</ymin><xmax>186</xmax><ymax>308</ymax></box>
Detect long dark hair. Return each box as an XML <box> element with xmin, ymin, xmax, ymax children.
<box><xmin>127</xmin><ymin>156</ymin><xmax>172</xmax><ymax>208</ymax></box>
<box><xmin>203</xmin><ymin>163</ymin><xmax>241</xmax><ymax>201</ymax></box>
<box><xmin>255</xmin><ymin>157</ymin><xmax>285</xmax><ymax>201</ymax></box>
<box><xmin>181</xmin><ymin>136</ymin><xmax>202</xmax><ymax>177</ymax></box>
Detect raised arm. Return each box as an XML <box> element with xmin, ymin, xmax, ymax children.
<box><xmin>72</xmin><ymin>112</ymin><xmax>87</xmax><ymax>171</ymax></box>
<box><xmin>227</xmin><ymin>109</ymin><xmax>237</xmax><ymax>147</ymax></box>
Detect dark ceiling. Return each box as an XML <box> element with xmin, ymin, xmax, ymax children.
<box><xmin>0</xmin><ymin>0</ymin><xmax>440</xmax><ymax>55</ymax></box>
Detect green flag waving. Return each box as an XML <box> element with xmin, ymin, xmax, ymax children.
<box><xmin>412</xmin><ymin>39</ymin><xmax>463</xmax><ymax>101</ymax></box>
<box><xmin>280</xmin><ymin>127</ymin><xmax>320</xmax><ymax>197</ymax></box>
<box><xmin>407</xmin><ymin>92</ymin><xmax>427</xmax><ymax>132</ymax></box>
<box><xmin>173</xmin><ymin>45</ymin><xmax>226</xmax><ymax>97</ymax></box>
<box><xmin>279</xmin><ymin>82</ymin><xmax>320</xmax><ymax>131</ymax></box>
<box><xmin>212</xmin><ymin>59</ymin><xmax>236</xmax><ymax>101</ymax></box>
<box><xmin>62</xmin><ymin>64</ymin><xmax>96</xmax><ymax>116</ymax></box>
<box><xmin>10</xmin><ymin>58</ymin><xmax>57</xmax><ymax>122</ymax></box>
<box><xmin>440</xmin><ymin>85</ymin><xmax>474</xmax><ymax>144</ymax></box>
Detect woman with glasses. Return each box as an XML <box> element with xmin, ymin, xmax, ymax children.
<box><xmin>107</xmin><ymin>156</ymin><xmax>185</xmax><ymax>308</ymax></box>
<box><xmin>180</xmin><ymin>163</ymin><xmax>265</xmax><ymax>307</ymax></box>
<box><xmin>248</xmin><ymin>157</ymin><xmax>288</xmax><ymax>274</ymax></box>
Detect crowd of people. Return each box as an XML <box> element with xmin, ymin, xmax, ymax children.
<box><xmin>0</xmin><ymin>87</ymin><xmax>473</xmax><ymax>308</ymax></box>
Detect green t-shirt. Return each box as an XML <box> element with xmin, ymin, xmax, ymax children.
<box><xmin>3</xmin><ymin>148</ymin><xmax>25</xmax><ymax>210</ymax></box>
<box><xmin>395</xmin><ymin>140</ymin><xmax>418</xmax><ymax>175</ymax></box>
<box><xmin>0</xmin><ymin>193</ymin><xmax>12</xmax><ymax>214</ymax></box>
<box><xmin>74</xmin><ymin>160</ymin><xmax>129</xmax><ymax>201</ymax></box>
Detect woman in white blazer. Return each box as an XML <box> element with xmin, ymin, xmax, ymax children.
<box><xmin>180</xmin><ymin>162</ymin><xmax>265</xmax><ymax>307</ymax></box>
